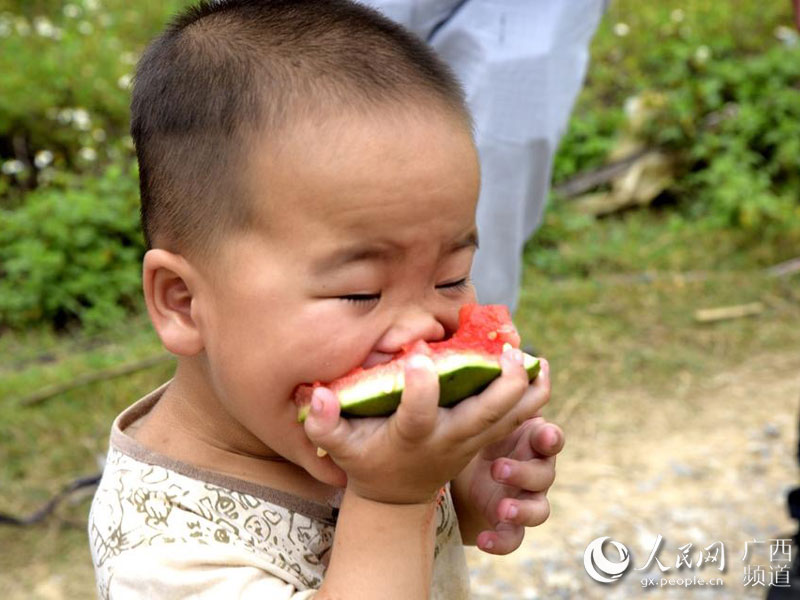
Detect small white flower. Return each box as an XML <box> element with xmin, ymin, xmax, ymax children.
<box><xmin>34</xmin><ymin>16</ymin><xmax>55</xmax><ymax>38</ymax></box>
<box><xmin>775</xmin><ymin>25</ymin><xmax>799</xmax><ymax>46</ymax></box>
<box><xmin>694</xmin><ymin>45</ymin><xmax>711</xmax><ymax>63</ymax></box>
<box><xmin>57</xmin><ymin>108</ymin><xmax>74</xmax><ymax>124</ymax></box>
<box><xmin>83</xmin><ymin>0</ymin><xmax>100</xmax><ymax>10</ymax></box>
<box><xmin>613</xmin><ymin>22</ymin><xmax>630</xmax><ymax>37</ymax></box>
<box><xmin>63</xmin><ymin>4</ymin><xmax>81</xmax><ymax>18</ymax></box>
<box><xmin>72</xmin><ymin>108</ymin><xmax>91</xmax><ymax>131</ymax></box>
<box><xmin>92</xmin><ymin>128</ymin><xmax>107</xmax><ymax>142</ymax></box>
<box><xmin>0</xmin><ymin>15</ymin><xmax>10</xmax><ymax>38</ymax></box>
<box><xmin>623</xmin><ymin>95</ymin><xmax>642</xmax><ymax>119</ymax></box>
<box><xmin>34</xmin><ymin>150</ymin><xmax>54</xmax><ymax>169</ymax></box>
<box><xmin>78</xmin><ymin>20</ymin><xmax>93</xmax><ymax>35</ymax></box>
<box><xmin>78</xmin><ymin>147</ymin><xmax>97</xmax><ymax>162</ymax></box>
<box><xmin>117</xmin><ymin>73</ymin><xmax>132</xmax><ymax>90</ymax></box>
<box><xmin>670</xmin><ymin>9</ymin><xmax>685</xmax><ymax>23</ymax></box>
<box><xmin>2</xmin><ymin>159</ymin><xmax>25</xmax><ymax>175</ymax></box>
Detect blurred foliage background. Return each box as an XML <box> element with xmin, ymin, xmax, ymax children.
<box><xmin>0</xmin><ymin>1</ymin><xmax>799</xmax><ymax>596</ymax></box>
<box><xmin>0</xmin><ymin>1</ymin><xmax>799</xmax><ymax>332</ymax></box>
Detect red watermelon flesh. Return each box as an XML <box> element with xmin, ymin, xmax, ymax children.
<box><xmin>294</xmin><ymin>304</ymin><xmax>539</xmax><ymax>421</ymax></box>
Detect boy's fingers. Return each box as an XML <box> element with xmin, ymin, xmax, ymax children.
<box><xmin>478</xmin><ymin>492</ymin><xmax>551</xmax><ymax>554</ymax></box>
<box><xmin>476</xmin><ymin>522</ymin><xmax>524</xmax><ymax>556</ymax></box>
<box><xmin>530</xmin><ymin>420</ymin><xmax>564</xmax><ymax>457</ymax></box>
<box><xmin>492</xmin><ymin>455</ymin><xmax>556</xmax><ymax>493</ymax></box>
<box><xmin>496</xmin><ymin>492</ymin><xmax>551</xmax><ymax>528</ymax></box>
<box><xmin>489</xmin><ymin>359</ymin><xmax>551</xmax><ymax>442</ymax></box>
<box><xmin>450</xmin><ymin>352</ymin><xmax>546</xmax><ymax>448</ymax></box>
<box><xmin>394</xmin><ymin>354</ymin><xmax>440</xmax><ymax>441</ymax></box>
<box><xmin>303</xmin><ymin>387</ymin><xmax>351</xmax><ymax>455</ymax></box>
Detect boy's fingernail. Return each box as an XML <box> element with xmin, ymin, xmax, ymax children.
<box><xmin>407</xmin><ymin>353</ymin><xmax>434</xmax><ymax>372</ymax></box>
<box><xmin>505</xmin><ymin>504</ymin><xmax>518</xmax><ymax>520</ymax></box>
<box><xmin>544</xmin><ymin>427</ymin><xmax>558</xmax><ymax>448</ymax></box>
<box><xmin>483</xmin><ymin>539</ymin><xmax>494</xmax><ymax>551</ymax></box>
<box><xmin>310</xmin><ymin>389</ymin><xmax>324</xmax><ymax>415</ymax></box>
<box><xmin>499</xmin><ymin>464</ymin><xmax>512</xmax><ymax>480</ymax></box>
<box><xmin>503</xmin><ymin>348</ymin><xmax>523</xmax><ymax>364</ymax></box>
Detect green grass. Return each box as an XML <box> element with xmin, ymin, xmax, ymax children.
<box><xmin>526</xmin><ymin>202</ymin><xmax>800</xmax><ymax>278</ymax></box>
<box><xmin>517</xmin><ymin>261</ymin><xmax>800</xmax><ymax>396</ymax></box>
<box><xmin>0</xmin><ymin>333</ymin><xmax>174</xmax><ymax>595</ymax></box>
<box><xmin>0</xmin><ymin>318</ymin><xmax>171</xmax><ymax>504</ymax></box>
<box><xmin>519</xmin><ymin>201</ymin><xmax>800</xmax><ymax>399</ymax></box>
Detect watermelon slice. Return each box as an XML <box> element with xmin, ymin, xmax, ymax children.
<box><xmin>294</xmin><ymin>304</ymin><xmax>539</xmax><ymax>421</ymax></box>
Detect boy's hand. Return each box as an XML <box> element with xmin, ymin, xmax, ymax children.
<box><xmin>303</xmin><ymin>348</ymin><xmax>546</xmax><ymax>505</ymax></box>
<box><xmin>453</xmin><ymin>360</ymin><xmax>562</xmax><ymax>554</ymax></box>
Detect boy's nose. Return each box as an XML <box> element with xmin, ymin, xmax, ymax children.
<box><xmin>373</xmin><ymin>307</ymin><xmax>446</xmax><ymax>355</ymax></box>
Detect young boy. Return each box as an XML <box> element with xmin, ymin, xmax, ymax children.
<box><xmin>88</xmin><ymin>1</ymin><xmax>561</xmax><ymax>597</ymax></box>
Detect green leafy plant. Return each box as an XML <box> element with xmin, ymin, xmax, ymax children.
<box><xmin>550</xmin><ymin>1</ymin><xmax>800</xmax><ymax>243</ymax></box>
<box><xmin>0</xmin><ymin>159</ymin><xmax>145</xmax><ymax>331</ymax></box>
<box><xmin>0</xmin><ymin>0</ymin><xmax>187</xmax><ymax>204</ymax></box>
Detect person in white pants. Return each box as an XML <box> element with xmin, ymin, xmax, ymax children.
<box><xmin>361</xmin><ymin>0</ymin><xmax>605</xmax><ymax>313</ymax></box>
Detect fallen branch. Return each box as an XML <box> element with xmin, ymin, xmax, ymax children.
<box><xmin>694</xmin><ymin>302</ymin><xmax>764</xmax><ymax>323</ymax></box>
<box><xmin>0</xmin><ymin>472</ymin><xmax>102</xmax><ymax>526</ymax></box>
<box><xmin>19</xmin><ymin>353</ymin><xmax>173</xmax><ymax>407</ymax></box>
<box><xmin>553</xmin><ymin>149</ymin><xmax>651</xmax><ymax>199</ymax></box>
<box><xmin>767</xmin><ymin>257</ymin><xmax>800</xmax><ymax>278</ymax></box>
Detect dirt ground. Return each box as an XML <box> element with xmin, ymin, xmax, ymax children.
<box><xmin>467</xmin><ymin>350</ymin><xmax>800</xmax><ymax>599</ymax></box>
<box><xmin>4</xmin><ymin>350</ymin><xmax>799</xmax><ymax>599</ymax></box>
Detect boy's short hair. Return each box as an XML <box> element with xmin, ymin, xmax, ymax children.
<box><xmin>132</xmin><ymin>0</ymin><xmax>471</xmax><ymax>257</ymax></box>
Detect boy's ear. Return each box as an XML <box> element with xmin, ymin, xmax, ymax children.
<box><xmin>143</xmin><ymin>249</ymin><xmax>204</xmax><ymax>356</ymax></box>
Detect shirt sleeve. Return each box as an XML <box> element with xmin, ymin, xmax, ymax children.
<box><xmin>104</xmin><ymin>545</ymin><xmax>318</xmax><ymax>600</ymax></box>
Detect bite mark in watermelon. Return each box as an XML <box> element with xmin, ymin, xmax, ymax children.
<box><xmin>294</xmin><ymin>304</ymin><xmax>540</xmax><ymax>421</ymax></box>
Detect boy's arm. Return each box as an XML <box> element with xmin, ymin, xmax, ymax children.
<box><xmin>317</xmin><ymin>491</ymin><xmax>437</xmax><ymax>600</ymax></box>
<box><xmin>451</xmin><ymin>455</ymin><xmax>490</xmax><ymax>545</ymax></box>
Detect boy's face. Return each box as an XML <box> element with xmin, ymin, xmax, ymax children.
<box><xmin>190</xmin><ymin>105</ymin><xmax>480</xmax><ymax>486</ymax></box>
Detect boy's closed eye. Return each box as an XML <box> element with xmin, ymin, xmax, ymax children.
<box><xmin>338</xmin><ymin>277</ymin><xmax>472</xmax><ymax>304</ymax></box>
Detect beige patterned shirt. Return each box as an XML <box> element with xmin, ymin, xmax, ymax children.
<box><xmin>88</xmin><ymin>385</ymin><xmax>471</xmax><ymax>599</ymax></box>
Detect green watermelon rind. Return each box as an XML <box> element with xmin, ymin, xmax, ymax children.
<box><xmin>297</xmin><ymin>352</ymin><xmax>540</xmax><ymax>421</ymax></box>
